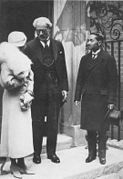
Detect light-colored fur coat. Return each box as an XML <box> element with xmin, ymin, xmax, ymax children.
<box><xmin>0</xmin><ymin>42</ymin><xmax>34</xmax><ymax>110</ymax></box>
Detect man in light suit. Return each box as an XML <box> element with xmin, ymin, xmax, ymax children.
<box><xmin>24</xmin><ymin>17</ymin><xmax>68</xmax><ymax>164</ymax></box>
<box><xmin>75</xmin><ymin>32</ymin><xmax>117</xmax><ymax>165</ymax></box>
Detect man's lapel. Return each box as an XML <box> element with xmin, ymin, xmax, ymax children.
<box><xmin>33</xmin><ymin>38</ymin><xmax>43</xmax><ymax>61</ymax></box>
<box><xmin>87</xmin><ymin>49</ymin><xmax>104</xmax><ymax>71</ymax></box>
<box><xmin>51</xmin><ymin>39</ymin><xmax>58</xmax><ymax>61</ymax></box>
<box><xmin>94</xmin><ymin>49</ymin><xmax>104</xmax><ymax>64</ymax></box>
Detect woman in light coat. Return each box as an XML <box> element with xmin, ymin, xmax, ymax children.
<box><xmin>0</xmin><ymin>42</ymin><xmax>34</xmax><ymax>178</ymax></box>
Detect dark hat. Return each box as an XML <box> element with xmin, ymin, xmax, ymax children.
<box><xmin>33</xmin><ymin>17</ymin><xmax>52</xmax><ymax>29</ymax></box>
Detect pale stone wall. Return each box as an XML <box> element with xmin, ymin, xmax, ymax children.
<box><xmin>53</xmin><ymin>0</ymin><xmax>89</xmax><ymax>129</ymax></box>
<box><xmin>53</xmin><ymin>0</ymin><xmax>89</xmax><ymax>145</ymax></box>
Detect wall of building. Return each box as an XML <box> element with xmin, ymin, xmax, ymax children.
<box><xmin>84</xmin><ymin>0</ymin><xmax>123</xmax><ymax>140</ymax></box>
<box><xmin>53</xmin><ymin>0</ymin><xmax>88</xmax><ymax>131</ymax></box>
<box><xmin>87</xmin><ymin>1</ymin><xmax>123</xmax><ymax>112</ymax></box>
<box><xmin>53</xmin><ymin>0</ymin><xmax>89</xmax><ymax>145</ymax></box>
<box><xmin>53</xmin><ymin>0</ymin><xmax>123</xmax><ymax>141</ymax></box>
<box><xmin>0</xmin><ymin>0</ymin><xmax>123</xmax><ymax>143</ymax></box>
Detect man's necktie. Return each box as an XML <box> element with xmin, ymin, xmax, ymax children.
<box><xmin>92</xmin><ymin>54</ymin><xmax>97</xmax><ymax>59</ymax></box>
<box><xmin>43</xmin><ymin>42</ymin><xmax>49</xmax><ymax>53</ymax></box>
<box><xmin>45</xmin><ymin>43</ymin><xmax>48</xmax><ymax>48</ymax></box>
<box><xmin>92</xmin><ymin>49</ymin><xmax>100</xmax><ymax>59</ymax></box>
<box><xmin>43</xmin><ymin>41</ymin><xmax>48</xmax><ymax>49</ymax></box>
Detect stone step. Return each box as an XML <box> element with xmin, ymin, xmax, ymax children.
<box><xmin>107</xmin><ymin>138</ymin><xmax>123</xmax><ymax>149</ymax></box>
<box><xmin>0</xmin><ymin>134</ymin><xmax>73</xmax><ymax>157</ymax></box>
<box><xmin>42</xmin><ymin>134</ymin><xmax>73</xmax><ymax>153</ymax></box>
<box><xmin>1</xmin><ymin>146</ymin><xmax>123</xmax><ymax>179</ymax></box>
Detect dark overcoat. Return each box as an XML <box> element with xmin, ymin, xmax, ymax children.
<box><xmin>24</xmin><ymin>38</ymin><xmax>68</xmax><ymax>102</ymax></box>
<box><xmin>74</xmin><ymin>49</ymin><xmax>117</xmax><ymax>131</ymax></box>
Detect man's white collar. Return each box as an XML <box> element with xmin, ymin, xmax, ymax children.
<box><xmin>92</xmin><ymin>49</ymin><xmax>101</xmax><ymax>55</ymax></box>
<box><xmin>40</xmin><ymin>40</ymin><xmax>50</xmax><ymax>48</ymax></box>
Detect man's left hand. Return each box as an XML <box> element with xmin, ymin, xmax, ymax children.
<box><xmin>62</xmin><ymin>90</ymin><xmax>68</xmax><ymax>102</ymax></box>
<box><xmin>108</xmin><ymin>104</ymin><xmax>115</xmax><ymax>110</ymax></box>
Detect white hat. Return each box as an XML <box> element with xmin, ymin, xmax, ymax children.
<box><xmin>8</xmin><ymin>31</ymin><xmax>27</xmax><ymax>47</ymax></box>
<box><xmin>33</xmin><ymin>17</ymin><xmax>52</xmax><ymax>29</ymax></box>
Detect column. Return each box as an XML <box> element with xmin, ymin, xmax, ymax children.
<box><xmin>53</xmin><ymin>0</ymin><xmax>89</xmax><ymax>146</ymax></box>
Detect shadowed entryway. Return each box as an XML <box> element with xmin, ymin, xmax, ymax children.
<box><xmin>0</xmin><ymin>0</ymin><xmax>53</xmax><ymax>139</ymax></box>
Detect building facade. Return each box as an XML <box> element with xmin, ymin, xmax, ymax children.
<box><xmin>0</xmin><ymin>0</ymin><xmax>123</xmax><ymax>143</ymax></box>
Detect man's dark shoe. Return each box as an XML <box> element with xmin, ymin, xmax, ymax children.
<box><xmin>48</xmin><ymin>154</ymin><xmax>60</xmax><ymax>163</ymax></box>
<box><xmin>85</xmin><ymin>154</ymin><xmax>96</xmax><ymax>163</ymax></box>
<box><xmin>33</xmin><ymin>154</ymin><xmax>41</xmax><ymax>164</ymax></box>
<box><xmin>99</xmin><ymin>157</ymin><xmax>106</xmax><ymax>165</ymax></box>
<box><xmin>99</xmin><ymin>150</ymin><xmax>106</xmax><ymax>165</ymax></box>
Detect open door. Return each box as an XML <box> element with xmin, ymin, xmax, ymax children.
<box><xmin>0</xmin><ymin>0</ymin><xmax>53</xmax><ymax>139</ymax></box>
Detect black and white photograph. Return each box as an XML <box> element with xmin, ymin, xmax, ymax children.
<box><xmin>0</xmin><ymin>0</ymin><xmax>123</xmax><ymax>178</ymax></box>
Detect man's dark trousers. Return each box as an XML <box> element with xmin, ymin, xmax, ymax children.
<box><xmin>32</xmin><ymin>82</ymin><xmax>61</xmax><ymax>157</ymax></box>
<box><xmin>87</xmin><ymin>129</ymin><xmax>107</xmax><ymax>156</ymax></box>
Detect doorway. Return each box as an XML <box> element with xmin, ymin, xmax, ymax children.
<box><xmin>0</xmin><ymin>0</ymin><xmax>53</xmax><ymax>137</ymax></box>
<box><xmin>0</xmin><ymin>0</ymin><xmax>53</xmax><ymax>42</ymax></box>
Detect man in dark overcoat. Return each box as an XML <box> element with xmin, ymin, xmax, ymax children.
<box><xmin>24</xmin><ymin>17</ymin><xmax>68</xmax><ymax>164</ymax></box>
<box><xmin>74</xmin><ymin>33</ymin><xmax>117</xmax><ymax>165</ymax></box>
